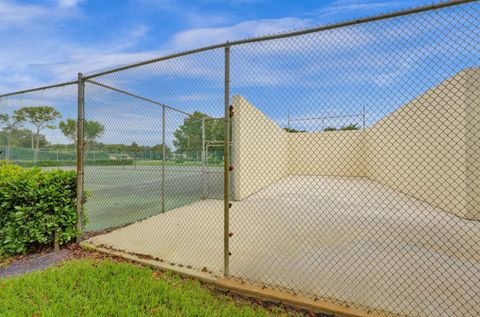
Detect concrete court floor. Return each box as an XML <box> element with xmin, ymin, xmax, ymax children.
<box><xmin>87</xmin><ymin>175</ymin><xmax>480</xmax><ymax>317</ymax></box>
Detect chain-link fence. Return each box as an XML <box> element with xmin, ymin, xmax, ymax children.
<box><xmin>1</xmin><ymin>1</ymin><xmax>479</xmax><ymax>316</ymax></box>
<box><xmin>0</xmin><ymin>83</ymin><xmax>78</xmax><ymax>167</ymax></box>
<box><xmin>228</xmin><ymin>2</ymin><xmax>480</xmax><ymax>316</ymax></box>
<box><xmin>81</xmin><ymin>47</ymin><xmax>227</xmax><ymax>277</ymax></box>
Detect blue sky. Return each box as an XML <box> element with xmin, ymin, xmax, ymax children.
<box><xmin>0</xmin><ymin>0</ymin><xmax>479</xmax><ymax>147</ymax></box>
<box><xmin>0</xmin><ymin>0</ymin><xmax>444</xmax><ymax>92</ymax></box>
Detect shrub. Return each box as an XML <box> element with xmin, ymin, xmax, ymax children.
<box><xmin>13</xmin><ymin>160</ymin><xmax>76</xmax><ymax>168</ymax></box>
<box><xmin>12</xmin><ymin>159</ymin><xmax>134</xmax><ymax>167</ymax></box>
<box><xmin>85</xmin><ymin>159</ymin><xmax>134</xmax><ymax>166</ymax></box>
<box><xmin>0</xmin><ymin>163</ymin><xmax>81</xmax><ymax>256</ymax></box>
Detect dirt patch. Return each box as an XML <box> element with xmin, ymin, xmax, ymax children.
<box><xmin>0</xmin><ymin>244</ymin><xmax>85</xmax><ymax>278</ymax></box>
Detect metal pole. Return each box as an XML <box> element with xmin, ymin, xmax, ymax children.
<box><xmin>0</xmin><ymin>80</ymin><xmax>78</xmax><ymax>98</ymax></box>
<box><xmin>76</xmin><ymin>73</ymin><xmax>85</xmax><ymax>240</ymax></box>
<box><xmin>363</xmin><ymin>104</ymin><xmax>366</xmax><ymax>130</ymax></box>
<box><xmin>162</xmin><ymin>105</ymin><xmax>166</xmax><ymax>213</ymax></box>
<box><xmin>202</xmin><ymin>117</ymin><xmax>207</xmax><ymax>199</ymax></box>
<box><xmin>223</xmin><ymin>42</ymin><xmax>231</xmax><ymax>277</ymax></box>
<box><xmin>85</xmin><ymin>80</ymin><xmax>196</xmax><ymax>118</ymax></box>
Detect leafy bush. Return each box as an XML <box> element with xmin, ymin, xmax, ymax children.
<box><xmin>85</xmin><ymin>159</ymin><xmax>134</xmax><ymax>166</ymax></box>
<box><xmin>13</xmin><ymin>160</ymin><xmax>76</xmax><ymax>168</ymax></box>
<box><xmin>12</xmin><ymin>159</ymin><xmax>134</xmax><ymax>167</ymax></box>
<box><xmin>340</xmin><ymin>124</ymin><xmax>360</xmax><ymax>131</ymax></box>
<box><xmin>0</xmin><ymin>163</ymin><xmax>81</xmax><ymax>256</ymax></box>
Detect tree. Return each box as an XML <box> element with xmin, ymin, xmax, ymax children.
<box><xmin>85</xmin><ymin>120</ymin><xmax>105</xmax><ymax>146</ymax></box>
<box><xmin>323</xmin><ymin>127</ymin><xmax>337</xmax><ymax>132</ymax></box>
<box><xmin>173</xmin><ymin>112</ymin><xmax>224</xmax><ymax>155</ymax></box>
<box><xmin>0</xmin><ymin>112</ymin><xmax>25</xmax><ymax>159</ymax></box>
<box><xmin>129</xmin><ymin>142</ymin><xmax>142</xmax><ymax>153</ymax></box>
<box><xmin>0</xmin><ymin>129</ymin><xmax>48</xmax><ymax>149</ymax></box>
<box><xmin>284</xmin><ymin>128</ymin><xmax>305</xmax><ymax>133</ymax></box>
<box><xmin>339</xmin><ymin>124</ymin><xmax>360</xmax><ymax>131</ymax></box>
<box><xmin>15</xmin><ymin>106</ymin><xmax>61</xmax><ymax>162</ymax></box>
<box><xmin>59</xmin><ymin>119</ymin><xmax>77</xmax><ymax>145</ymax></box>
<box><xmin>322</xmin><ymin>124</ymin><xmax>360</xmax><ymax>132</ymax></box>
<box><xmin>151</xmin><ymin>143</ymin><xmax>172</xmax><ymax>160</ymax></box>
<box><xmin>59</xmin><ymin>119</ymin><xmax>105</xmax><ymax>147</ymax></box>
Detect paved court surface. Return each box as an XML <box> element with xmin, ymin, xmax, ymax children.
<box><xmin>87</xmin><ymin>175</ymin><xmax>480</xmax><ymax>317</ymax></box>
<box><xmin>83</xmin><ymin>165</ymin><xmax>222</xmax><ymax>231</ymax></box>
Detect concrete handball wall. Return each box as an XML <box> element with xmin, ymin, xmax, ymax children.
<box><xmin>231</xmin><ymin>68</ymin><xmax>479</xmax><ymax>220</ymax></box>
<box><xmin>231</xmin><ymin>95</ymin><xmax>288</xmax><ymax>200</ymax></box>
<box><xmin>465</xmin><ymin>69</ymin><xmax>480</xmax><ymax>220</ymax></box>
<box><xmin>366</xmin><ymin>68</ymin><xmax>479</xmax><ymax>220</ymax></box>
<box><xmin>288</xmin><ymin>131</ymin><xmax>366</xmax><ymax>177</ymax></box>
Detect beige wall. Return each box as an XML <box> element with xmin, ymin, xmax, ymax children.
<box><xmin>464</xmin><ymin>69</ymin><xmax>480</xmax><ymax>220</ymax></box>
<box><xmin>366</xmin><ymin>68</ymin><xmax>478</xmax><ymax>220</ymax></box>
<box><xmin>231</xmin><ymin>95</ymin><xmax>288</xmax><ymax>200</ymax></box>
<box><xmin>288</xmin><ymin>131</ymin><xmax>366</xmax><ymax>177</ymax></box>
<box><xmin>231</xmin><ymin>68</ymin><xmax>479</xmax><ymax>219</ymax></box>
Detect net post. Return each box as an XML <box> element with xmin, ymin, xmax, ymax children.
<box><xmin>223</xmin><ymin>42</ymin><xmax>231</xmax><ymax>278</ymax></box>
<box><xmin>76</xmin><ymin>73</ymin><xmax>85</xmax><ymax>241</ymax></box>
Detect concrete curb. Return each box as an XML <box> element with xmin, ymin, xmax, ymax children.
<box><xmin>80</xmin><ymin>241</ymin><xmax>386</xmax><ymax>317</ymax></box>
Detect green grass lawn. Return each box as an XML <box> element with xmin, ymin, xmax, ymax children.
<box><xmin>0</xmin><ymin>259</ymin><xmax>297</xmax><ymax>316</ymax></box>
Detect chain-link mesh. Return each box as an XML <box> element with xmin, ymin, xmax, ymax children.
<box><xmin>1</xmin><ymin>1</ymin><xmax>479</xmax><ymax>316</ymax></box>
<box><xmin>0</xmin><ymin>84</ymin><xmax>78</xmax><ymax>168</ymax></box>
<box><xmin>228</xmin><ymin>2</ymin><xmax>480</xmax><ymax>317</ymax></box>
<box><xmin>84</xmin><ymin>48</ymin><xmax>227</xmax><ymax>276</ymax></box>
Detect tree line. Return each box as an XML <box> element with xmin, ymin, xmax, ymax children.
<box><xmin>0</xmin><ymin>106</ymin><xmax>359</xmax><ymax>161</ymax></box>
<box><xmin>0</xmin><ymin>106</ymin><xmax>223</xmax><ymax>162</ymax></box>
<box><xmin>2</xmin><ymin>105</ymin><xmax>359</xmax><ymax>163</ymax></box>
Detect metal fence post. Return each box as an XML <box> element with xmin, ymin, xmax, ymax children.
<box><xmin>223</xmin><ymin>42</ymin><xmax>231</xmax><ymax>277</ymax></box>
<box><xmin>202</xmin><ymin>117</ymin><xmax>207</xmax><ymax>199</ymax></box>
<box><xmin>162</xmin><ymin>105</ymin><xmax>166</xmax><ymax>213</ymax></box>
<box><xmin>76</xmin><ymin>73</ymin><xmax>85</xmax><ymax>240</ymax></box>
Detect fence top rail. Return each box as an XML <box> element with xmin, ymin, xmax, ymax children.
<box><xmin>83</xmin><ymin>0</ymin><xmax>477</xmax><ymax>79</ymax></box>
<box><xmin>86</xmin><ymin>79</ymin><xmax>208</xmax><ymax>120</ymax></box>
<box><xmin>289</xmin><ymin>114</ymin><xmax>365</xmax><ymax>122</ymax></box>
<box><xmin>228</xmin><ymin>0</ymin><xmax>477</xmax><ymax>46</ymax></box>
<box><xmin>0</xmin><ymin>81</ymin><xmax>78</xmax><ymax>99</ymax></box>
<box><xmin>0</xmin><ymin>0</ymin><xmax>476</xmax><ymax>96</ymax></box>
<box><xmin>86</xmin><ymin>79</ymin><xmax>193</xmax><ymax>117</ymax></box>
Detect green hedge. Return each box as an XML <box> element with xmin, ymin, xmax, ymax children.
<box><xmin>85</xmin><ymin>159</ymin><xmax>134</xmax><ymax>166</ymax></box>
<box><xmin>12</xmin><ymin>159</ymin><xmax>134</xmax><ymax>167</ymax></box>
<box><xmin>0</xmin><ymin>163</ymin><xmax>81</xmax><ymax>256</ymax></box>
<box><xmin>13</xmin><ymin>160</ymin><xmax>76</xmax><ymax>167</ymax></box>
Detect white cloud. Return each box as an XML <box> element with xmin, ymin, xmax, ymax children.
<box><xmin>0</xmin><ymin>0</ymin><xmax>474</xmax><ymax>97</ymax></box>
<box><xmin>0</xmin><ymin>20</ymin><xmax>155</xmax><ymax>92</ymax></box>
<box><xmin>0</xmin><ymin>15</ymin><xmax>312</xmax><ymax>93</ymax></box>
<box><xmin>0</xmin><ymin>0</ymin><xmax>85</xmax><ymax>31</ymax></box>
<box><xmin>314</xmin><ymin>0</ymin><xmax>427</xmax><ymax>18</ymax></box>
<box><xmin>170</xmin><ymin>17</ymin><xmax>311</xmax><ymax>49</ymax></box>
<box><xmin>0</xmin><ymin>0</ymin><xmax>46</xmax><ymax>30</ymax></box>
<box><xmin>319</xmin><ymin>0</ymin><xmax>396</xmax><ymax>15</ymax></box>
<box><xmin>58</xmin><ymin>0</ymin><xmax>83</xmax><ymax>8</ymax></box>
<box><xmin>200</xmin><ymin>0</ymin><xmax>261</xmax><ymax>4</ymax></box>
